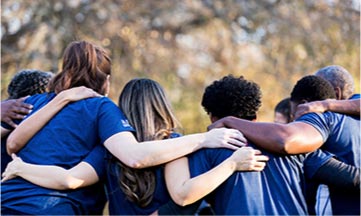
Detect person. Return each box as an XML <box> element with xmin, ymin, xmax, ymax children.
<box><xmin>274</xmin><ymin>97</ymin><xmax>291</xmax><ymax>123</ymax></box>
<box><xmin>209</xmin><ymin>75</ymin><xmax>360</xmax><ymax>215</ymax></box>
<box><xmin>294</xmin><ymin>65</ymin><xmax>360</xmax><ymax>119</ymax></box>
<box><xmin>1</xmin><ymin>69</ymin><xmax>53</xmax><ymax>174</ymax></box>
<box><xmin>1</xmin><ymin>78</ymin><xmax>266</xmax><ymax>215</ymax></box>
<box><xmin>294</xmin><ymin>65</ymin><xmax>360</xmax><ymax>215</ymax></box>
<box><xmin>162</xmin><ymin>75</ymin><xmax>359</xmax><ymax>215</ymax></box>
<box><xmin>1</xmin><ymin>40</ymin><xmax>247</xmax><ymax>215</ymax></box>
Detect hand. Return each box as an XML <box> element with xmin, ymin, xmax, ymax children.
<box><xmin>202</xmin><ymin>128</ymin><xmax>247</xmax><ymax>150</ymax></box>
<box><xmin>1</xmin><ymin>97</ymin><xmax>33</xmax><ymax>128</ymax></box>
<box><xmin>207</xmin><ymin>118</ymin><xmax>228</xmax><ymax>131</ymax></box>
<box><xmin>1</xmin><ymin>153</ymin><xmax>24</xmax><ymax>182</ymax></box>
<box><xmin>294</xmin><ymin>100</ymin><xmax>330</xmax><ymax>119</ymax></box>
<box><xmin>59</xmin><ymin>86</ymin><xmax>103</xmax><ymax>102</ymax></box>
<box><xmin>229</xmin><ymin>147</ymin><xmax>269</xmax><ymax>171</ymax></box>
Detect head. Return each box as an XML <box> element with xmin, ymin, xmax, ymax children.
<box><xmin>315</xmin><ymin>65</ymin><xmax>354</xmax><ymax>100</ymax></box>
<box><xmin>274</xmin><ymin>98</ymin><xmax>291</xmax><ymax>124</ymax></box>
<box><xmin>202</xmin><ymin>74</ymin><xmax>262</xmax><ymax>122</ymax></box>
<box><xmin>48</xmin><ymin>41</ymin><xmax>111</xmax><ymax>95</ymax></box>
<box><xmin>290</xmin><ymin>75</ymin><xmax>336</xmax><ymax>117</ymax></box>
<box><xmin>7</xmin><ymin>69</ymin><xmax>54</xmax><ymax>99</ymax></box>
<box><xmin>116</xmin><ymin>78</ymin><xmax>180</xmax><ymax>207</ymax></box>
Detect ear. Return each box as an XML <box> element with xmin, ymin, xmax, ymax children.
<box><xmin>334</xmin><ymin>87</ymin><xmax>342</xmax><ymax>100</ymax></box>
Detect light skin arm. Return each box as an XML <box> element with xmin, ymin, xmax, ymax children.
<box><xmin>104</xmin><ymin>128</ymin><xmax>247</xmax><ymax>169</ymax></box>
<box><xmin>6</xmin><ymin>87</ymin><xmax>101</xmax><ymax>154</ymax></box>
<box><xmin>208</xmin><ymin>116</ymin><xmax>324</xmax><ymax>154</ymax></box>
<box><xmin>164</xmin><ymin>147</ymin><xmax>269</xmax><ymax>206</ymax></box>
<box><xmin>295</xmin><ymin>99</ymin><xmax>360</xmax><ymax>119</ymax></box>
<box><xmin>1</xmin><ymin>154</ymin><xmax>98</xmax><ymax>190</ymax></box>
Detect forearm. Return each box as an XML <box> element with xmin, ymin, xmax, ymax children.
<box><xmin>105</xmin><ymin>132</ymin><xmax>205</xmax><ymax>168</ymax></box>
<box><xmin>313</xmin><ymin>157</ymin><xmax>360</xmax><ymax>190</ymax></box>
<box><xmin>326</xmin><ymin>99</ymin><xmax>360</xmax><ymax>116</ymax></box>
<box><xmin>6</xmin><ymin>93</ymin><xmax>70</xmax><ymax>154</ymax></box>
<box><xmin>175</xmin><ymin>158</ymin><xmax>235</xmax><ymax>205</ymax></box>
<box><xmin>14</xmin><ymin>163</ymin><xmax>84</xmax><ymax>190</ymax></box>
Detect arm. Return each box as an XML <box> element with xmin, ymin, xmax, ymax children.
<box><xmin>104</xmin><ymin>127</ymin><xmax>247</xmax><ymax>169</ymax></box>
<box><xmin>6</xmin><ymin>87</ymin><xmax>101</xmax><ymax>154</ymax></box>
<box><xmin>1</xmin><ymin>97</ymin><xmax>33</xmax><ymax>128</ymax></box>
<box><xmin>312</xmin><ymin>157</ymin><xmax>360</xmax><ymax>190</ymax></box>
<box><xmin>1</xmin><ymin>154</ymin><xmax>98</xmax><ymax>190</ymax></box>
<box><xmin>164</xmin><ymin>147</ymin><xmax>268</xmax><ymax>206</ymax></box>
<box><xmin>295</xmin><ymin>99</ymin><xmax>360</xmax><ymax>119</ymax></box>
<box><xmin>208</xmin><ymin>116</ymin><xmax>324</xmax><ymax>154</ymax></box>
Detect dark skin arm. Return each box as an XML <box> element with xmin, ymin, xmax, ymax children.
<box><xmin>295</xmin><ymin>98</ymin><xmax>360</xmax><ymax>119</ymax></box>
<box><xmin>1</xmin><ymin>97</ymin><xmax>33</xmax><ymax>128</ymax></box>
<box><xmin>208</xmin><ymin>116</ymin><xmax>324</xmax><ymax>154</ymax></box>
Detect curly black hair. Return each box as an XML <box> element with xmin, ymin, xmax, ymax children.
<box><xmin>201</xmin><ymin>75</ymin><xmax>262</xmax><ymax>120</ymax></box>
<box><xmin>290</xmin><ymin>75</ymin><xmax>336</xmax><ymax>103</ymax></box>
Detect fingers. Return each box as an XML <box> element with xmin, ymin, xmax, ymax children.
<box><xmin>254</xmin><ymin>155</ymin><xmax>269</xmax><ymax>162</ymax></box>
<box><xmin>11</xmin><ymin>153</ymin><xmax>17</xmax><ymax>159</ymax></box>
<box><xmin>2</xmin><ymin>117</ymin><xmax>18</xmax><ymax>128</ymax></box>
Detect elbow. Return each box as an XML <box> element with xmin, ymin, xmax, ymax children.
<box><xmin>172</xmin><ymin>196</ymin><xmax>190</xmax><ymax>207</ymax></box>
<box><xmin>170</xmin><ymin>192</ymin><xmax>193</xmax><ymax>207</ymax></box>
<box><xmin>6</xmin><ymin>135</ymin><xmax>20</xmax><ymax>155</ymax></box>
<box><xmin>60</xmin><ymin>177</ymin><xmax>84</xmax><ymax>190</ymax></box>
<box><xmin>124</xmin><ymin>158</ymin><xmax>147</xmax><ymax>169</ymax></box>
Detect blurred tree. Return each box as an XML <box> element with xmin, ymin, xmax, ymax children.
<box><xmin>1</xmin><ymin>0</ymin><xmax>359</xmax><ymax>133</ymax></box>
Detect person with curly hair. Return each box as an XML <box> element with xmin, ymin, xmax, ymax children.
<box><xmin>162</xmin><ymin>75</ymin><xmax>359</xmax><ymax>215</ymax></box>
<box><xmin>1</xmin><ymin>69</ymin><xmax>53</xmax><ymax>174</ymax></box>
<box><xmin>209</xmin><ymin>75</ymin><xmax>360</xmax><ymax>215</ymax></box>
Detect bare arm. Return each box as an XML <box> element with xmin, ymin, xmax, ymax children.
<box><xmin>208</xmin><ymin>116</ymin><xmax>324</xmax><ymax>154</ymax></box>
<box><xmin>295</xmin><ymin>99</ymin><xmax>360</xmax><ymax>119</ymax></box>
<box><xmin>6</xmin><ymin>87</ymin><xmax>101</xmax><ymax>154</ymax></box>
<box><xmin>104</xmin><ymin>128</ymin><xmax>247</xmax><ymax>169</ymax></box>
<box><xmin>1</xmin><ymin>154</ymin><xmax>98</xmax><ymax>190</ymax></box>
<box><xmin>164</xmin><ymin>147</ymin><xmax>269</xmax><ymax>206</ymax></box>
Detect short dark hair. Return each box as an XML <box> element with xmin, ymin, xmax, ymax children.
<box><xmin>290</xmin><ymin>75</ymin><xmax>336</xmax><ymax>103</ymax></box>
<box><xmin>8</xmin><ymin>69</ymin><xmax>53</xmax><ymax>99</ymax></box>
<box><xmin>275</xmin><ymin>97</ymin><xmax>291</xmax><ymax>122</ymax></box>
<box><xmin>201</xmin><ymin>75</ymin><xmax>262</xmax><ymax>120</ymax></box>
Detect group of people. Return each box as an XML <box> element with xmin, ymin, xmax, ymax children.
<box><xmin>0</xmin><ymin>40</ymin><xmax>359</xmax><ymax>215</ymax></box>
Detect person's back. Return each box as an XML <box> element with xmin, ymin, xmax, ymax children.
<box><xmin>1</xmin><ymin>93</ymin><xmax>128</xmax><ymax>214</ymax></box>
<box><xmin>1</xmin><ymin>69</ymin><xmax>53</xmax><ymax>174</ymax></box>
<box><xmin>188</xmin><ymin>142</ymin><xmax>332</xmax><ymax>215</ymax></box>
<box><xmin>289</xmin><ymin>75</ymin><xmax>360</xmax><ymax>214</ymax></box>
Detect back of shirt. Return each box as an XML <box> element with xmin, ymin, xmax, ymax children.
<box><xmin>297</xmin><ymin>111</ymin><xmax>360</xmax><ymax>215</ymax></box>
<box><xmin>188</xmin><ymin>143</ymin><xmax>331</xmax><ymax>215</ymax></box>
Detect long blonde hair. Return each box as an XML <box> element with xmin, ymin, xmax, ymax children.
<box><xmin>117</xmin><ymin>78</ymin><xmax>180</xmax><ymax>207</ymax></box>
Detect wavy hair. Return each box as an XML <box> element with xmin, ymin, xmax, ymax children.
<box><xmin>48</xmin><ymin>41</ymin><xmax>111</xmax><ymax>95</ymax></box>
<box><xmin>116</xmin><ymin>78</ymin><xmax>180</xmax><ymax>207</ymax></box>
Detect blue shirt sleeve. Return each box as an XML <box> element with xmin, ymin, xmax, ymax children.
<box><xmin>97</xmin><ymin>98</ymin><xmax>135</xmax><ymax>144</ymax></box>
<box><xmin>303</xmin><ymin>150</ymin><xmax>334</xmax><ymax>179</ymax></box>
<box><xmin>83</xmin><ymin>145</ymin><xmax>106</xmax><ymax>179</ymax></box>
<box><xmin>350</xmin><ymin>93</ymin><xmax>360</xmax><ymax>99</ymax></box>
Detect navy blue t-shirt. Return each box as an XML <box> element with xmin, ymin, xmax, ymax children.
<box><xmin>297</xmin><ymin>111</ymin><xmax>360</xmax><ymax>215</ymax></box>
<box><xmin>105</xmin><ymin>132</ymin><xmax>181</xmax><ymax>215</ymax></box>
<box><xmin>188</xmin><ymin>143</ymin><xmax>332</xmax><ymax>215</ymax></box>
<box><xmin>1</xmin><ymin>92</ymin><xmax>134</xmax><ymax>215</ymax></box>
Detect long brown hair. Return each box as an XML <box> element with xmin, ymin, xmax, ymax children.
<box><xmin>48</xmin><ymin>41</ymin><xmax>111</xmax><ymax>94</ymax></box>
<box><xmin>117</xmin><ymin>78</ymin><xmax>180</xmax><ymax>207</ymax></box>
